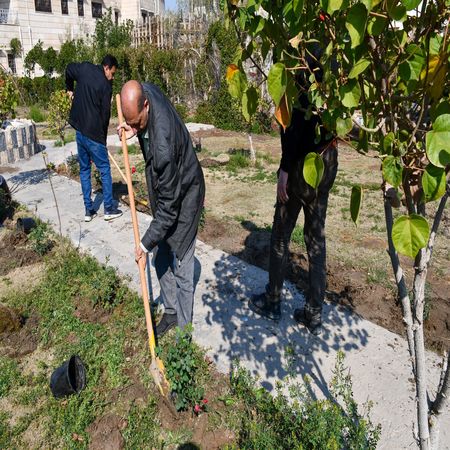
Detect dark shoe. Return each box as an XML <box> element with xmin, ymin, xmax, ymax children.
<box><xmin>84</xmin><ymin>209</ymin><xmax>97</xmax><ymax>222</ymax></box>
<box><xmin>293</xmin><ymin>308</ymin><xmax>322</xmax><ymax>336</ymax></box>
<box><xmin>249</xmin><ymin>292</ymin><xmax>281</xmax><ymax>321</ymax></box>
<box><xmin>104</xmin><ymin>208</ymin><xmax>123</xmax><ymax>221</ymax></box>
<box><xmin>155</xmin><ymin>313</ymin><xmax>177</xmax><ymax>338</ymax></box>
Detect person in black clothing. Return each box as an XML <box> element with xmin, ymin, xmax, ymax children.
<box><xmin>118</xmin><ymin>80</ymin><xmax>205</xmax><ymax>337</ymax></box>
<box><xmin>249</xmin><ymin>56</ymin><xmax>338</xmax><ymax>336</ymax></box>
<box><xmin>66</xmin><ymin>54</ymin><xmax>122</xmax><ymax>222</ymax></box>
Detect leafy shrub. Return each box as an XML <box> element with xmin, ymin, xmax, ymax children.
<box><xmin>231</xmin><ymin>352</ymin><xmax>381</xmax><ymax>449</ymax></box>
<box><xmin>47</xmin><ymin>90</ymin><xmax>72</xmax><ymax>144</ymax></box>
<box><xmin>18</xmin><ymin>76</ymin><xmax>64</xmax><ymax>106</ymax></box>
<box><xmin>160</xmin><ymin>325</ymin><xmax>206</xmax><ymax>411</ymax></box>
<box><xmin>66</xmin><ymin>154</ymin><xmax>79</xmax><ymax>177</ymax></box>
<box><xmin>28</xmin><ymin>221</ymin><xmax>53</xmax><ymax>256</ymax></box>
<box><xmin>28</xmin><ymin>104</ymin><xmax>47</xmax><ymax>123</ymax></box>
<box><xmin>0</xmin><ymin>72</ymin><xmax>19</xmax><ymax>121</ymax></box>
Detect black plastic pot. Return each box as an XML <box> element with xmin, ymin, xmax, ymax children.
<box><xmin>16</xmin><ymin>217</ymin><xmax>37</xmax><ymax>234</ymax></box>
<box><xmin>50</xmin><ymin>355</ymin><xmax>86</xmax><ymax>398</ymax></box>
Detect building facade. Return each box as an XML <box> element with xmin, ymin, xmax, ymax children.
<box><xmin>0</xmin><ymin>0</ymin><xmax>165</xmax><ymax>76</ymax></box>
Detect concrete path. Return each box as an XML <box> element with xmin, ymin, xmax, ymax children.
<box><xmin>2</xmin><ymin>139</ymin><xmax>449</xmax><ymax>450</ymax></box>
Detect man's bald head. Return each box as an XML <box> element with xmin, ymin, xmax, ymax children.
<box><xmin>120</xmin><ymin>80</ymin><xmax>149</xmax><ymax>133</ymax></box>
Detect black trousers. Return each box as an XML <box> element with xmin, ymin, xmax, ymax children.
<box><xmin>267</xmin><ymin>145</ymin><xmax>338</xmax><ymax>318</ymax></box>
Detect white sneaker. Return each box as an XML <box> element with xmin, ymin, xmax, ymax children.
<box><xmin>104</xmin><ymin>209</ymin><xmax>123</xmax><ymax>221</ymax></box>
<box><xmin>84</xmin><ymin>210</ymin><xmax>97</xmax><ymax>222</ymax></box>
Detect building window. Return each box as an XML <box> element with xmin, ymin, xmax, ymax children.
<box><xmin>114</xmin><ymin>10</ymin><xmax>119</xmax><ymax>25</ymax></box>
<box><xmin>7</xmin><ymin>54</ymin><xmax>16</xmax><ymax>75</ymax></box>
<box><xmin>77</xmin><ymin>0</ymin><xmax>84</xmax><ymax>17</ymax></box>
<box><xmin>35</xmin><ymin>0</ymin><xmax>52</xmax><ymax>13</ymax></box>
<box><xmin>61</xmin><ymin>0</ymin><xmax>68</xmax><ymax>14</ymax></box>
<box><xmin>92</xmin><ymin>2</ymin><xmax>102</xmax><ymax>18</ymax></box>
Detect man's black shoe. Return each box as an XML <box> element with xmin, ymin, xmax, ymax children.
<box><xmin>293</xmin><ymin>308</ymin><xmax>322</xmax><ymax>336</ymax></box>
<box><xmin>249</xmin><ymin>292</ymin><xmax>281</xmax><ymax>321</ymax></box>
<box><xmin>155</xmin><ymin>313</ymin><xmax>177</xmax><ymax>338</ymax></box>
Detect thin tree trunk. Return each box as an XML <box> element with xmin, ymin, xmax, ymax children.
<box><xmin>248</xmin><ymin>132</ymin><xmax>256</xmax><ymax>165</ymax></box>
<box><xmin>384</xmin><ymin>197</ymin><xmax>415</xmax><ymax>367</ymax></box>
<box><xmin>413</xmin><ymin>249</ymin><xmax>430</xmax><ymax>450</ymax></box>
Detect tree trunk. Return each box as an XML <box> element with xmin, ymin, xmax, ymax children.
<box><xmin>384</xmin><ymin>198</ymin><xmax>415</xmax><ymax>366</ymax></box>
<box><xmin>248</xmin><ymin>132</ymin><xmax>256</xmax><ymax>165</ymax></box>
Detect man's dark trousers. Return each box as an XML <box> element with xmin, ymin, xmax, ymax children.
<box><xmin>154</xmin><ymin>236</ymin><xmax>196</xmax><ymax>329</ymax></box>
<box><xmin>268</xmin><ymin>145</ymin><xmax>338</xmax><ymax>319</ymax></box>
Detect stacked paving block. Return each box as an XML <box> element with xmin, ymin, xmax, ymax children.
<box><xmin>0</xmin><ymin>120</ymin><xmax>40</xmax><ymax>165</ymax></box>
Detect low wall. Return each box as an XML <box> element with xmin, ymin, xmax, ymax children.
<box><xmin>0</xmin><ymin>120</ymin><xmax>40</xmax><ymax>165</ymax></box>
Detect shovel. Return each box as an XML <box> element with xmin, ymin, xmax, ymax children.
<box><xmin>116</xmin><ymin>94</ymin><xmax>169</xmax><ymax>397</ymax></box>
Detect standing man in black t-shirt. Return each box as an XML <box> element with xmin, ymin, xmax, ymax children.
<box><xmin>66</xmin><ymin>55</ymin><xmax>122</xmax><ymax>222</ymax></box>
<box><xmin>249</xmin><ymin>67</ymin><xmax>338</xmax><ymax>336</ymax></box>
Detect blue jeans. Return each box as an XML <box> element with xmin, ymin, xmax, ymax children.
<box><xmin>76</xmin><ymin>131</ymin><xmax>114</xmax><ymax>212</ymax></box>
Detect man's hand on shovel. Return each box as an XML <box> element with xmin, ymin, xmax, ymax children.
<box><xmin>135</xmin><ymin>246</ymin><xmax>147</xmax><ymax>268</ymax></box>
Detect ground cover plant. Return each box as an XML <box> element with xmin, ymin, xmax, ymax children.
<box><xmin>0</xmin><ymin>206</ymin><xmax>379</xmax><ymax>449</ymax></box>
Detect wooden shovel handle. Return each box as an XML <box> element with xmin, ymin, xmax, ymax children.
<box><xmin>116</xmin><ymin>94</ymin><xmax>157</xmax><ymax>359</ymax></box>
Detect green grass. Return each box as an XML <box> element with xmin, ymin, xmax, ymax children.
<box><xmin>291</xmin><ymin>225</ymin><xmax>305</xmax><ymax>247</ymax></box>
<box><xmin>54</xmin><ymin>132</ymin><xmax>76</xmax><ymax>147</ymax></box>
<box><xmin>0</xmin><ymin>357</ymin><xmax>22</xmax><ymax>397</ymax></box>
<box><xmin>227</xmin><ymin>152</ymin><xmax>250</xmax><ymax>172</ymax></box>
<box><xmin>28</xmin><ymin>104</ymin><xmax>47</xmax><ymax>123</ymax></box>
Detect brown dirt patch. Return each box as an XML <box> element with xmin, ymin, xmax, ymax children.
<box><xmin>0</xmin><ymin>229</ymin><xmax>41</xmax><ymax>276</ymax></box>
<box><xmin>73</xmin><ymin>296</ymin><xmax>111</xmax><ymax>325</ymax></box>
<box><xmin>87</xmin><ymin>413</ymin><xmax>127</xmax><ymax>450</ymax></box>
<box><xmin>0</xmin><ymin>313</ymin><xmax>40</xmax><ymax>358</ymax></box>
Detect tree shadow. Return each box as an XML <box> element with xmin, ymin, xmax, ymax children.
<box><xmin>195</xmin><ymin>221</ymin><xmax>370</xmax><ymax>399</ymax></box>
<box><xmin>7</xmin><ymin>169</ymin><xmax>48</xmax><ymax>192</ymax></box>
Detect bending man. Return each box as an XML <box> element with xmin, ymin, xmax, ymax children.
<box><xmin>119</xmin><ymin>80</ymin><xmax>205</xmax><ymax>337</ymax></box>
<box><xmin>66</xmin><ymin>54</ymin><xmax>122</xmax><ymax>222</ymax></box>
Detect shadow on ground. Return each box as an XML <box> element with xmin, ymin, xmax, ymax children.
<box><xmin>198</xmin><ymin>221</ymin><xmax>370</xmax><ymax>399</ymax></box>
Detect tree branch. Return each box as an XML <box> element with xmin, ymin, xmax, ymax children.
<box><xmin>352</xmin><ymin>117</ymin><xmax>386</xmax><ymax>133</ymax></box>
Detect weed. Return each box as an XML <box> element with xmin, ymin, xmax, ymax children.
<box><xmin>230</xmin><ymin>352</ymin><xmax>381</xmax><ymax>449</ymax></box>
<box><xmin>0</xmin><ymin>412</ymin><xmax>12</xmax><ymax>448</ymax></box>
<box><xmin>366</xmin><ymin>268</ymin><xmax>388</xmax><ymax>286</ymax></box>
<box><xmin>127</xmin><ymin>143</ymin><xmax>140</xmax><ymax>155</ymax></box>
<box><xmin>291</xmin><ymin>225</ymin><xmax>305</xmax><ymax>247</ymax></box>
<box><xmin>122</xmin><ymin>402</ymin><xmax>160</xmax><ymax>447</ymax></box>
<box><xmin>227</xmin><ymin>152</ymin><xmax>250</xmax><ymax>173</ymax></box>
<box><xmin>65</xmin><ymin>154</ymin><xmax>79</xmax><ymax>177</ymax></box>
<box><xmin>28</xmin><ymin>104</ymin><xmax>47</xmax><ymax>123</ymax></box>
<box><xmin>54</xmin><ymin>132</ymin><xmax>75</xmax><ymax>147</ymax></box>
<box><xmin>0</xmin><ymin>356</ymin><xmax>22</xmax><ymax>397</ymax></box>
<box><xmin>28</xmin><ymin>221</ymin><xmax>53</xmax><ymax>256</ymax></box>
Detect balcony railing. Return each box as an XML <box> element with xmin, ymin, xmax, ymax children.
<box><xmin>0</xmin><ymin>9</ymin><xmax>18</xmax><ymax>25</ymax></box>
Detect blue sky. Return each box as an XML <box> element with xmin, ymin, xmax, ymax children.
<box><xmin>165</xmin><ymin>0</ymin><xmax>177</xmax><ymax>11</ymax></box>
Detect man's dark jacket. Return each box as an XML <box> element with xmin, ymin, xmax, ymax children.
<box><xmin>138</xmin><ymin>83</ymin><xmax>205</xmax><ymax>260</ymax></box>
<box><xmin>65</xmin><ymin>62</ymin><xmax>112</xmax><ymax>145</ymax></box>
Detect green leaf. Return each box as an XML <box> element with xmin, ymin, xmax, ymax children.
<box><xmin>326</xmin><ymin>0</ymin><xmax>344</xmax><ymax>14</ymax></box>
<box><xmin>382</xmin><ymin>156</ymin><xmax>403</xmax><ymax>188</ymax></box>
<box><xmin>339</xmin><ymin>80</ymin><xmax>361</xmax><ymax>108</ymax></box>
<box><xmin>228</xmin><ymin>69</ymin><xmax>248</xmax><ymax>99</ymax></box>
<box><xmin>382</xmin><ymin>132</ymin><xmax>395</xmax><ymax>154</ymax></box>
<box><xmin>293</xmin><ymin>0</ymin><xmax>304</xmax><ymax>15</ymax></box>
<box><xmin>303</xmin><ymin>152</ymin><xmax>324</xmax><ymax>189</ymax></box>
<box><xmin>345</xmin><ymin>3</ymin><xmax>367</xmax><ymax>49</ymax></box>
<box><xmin>348</xmin><ymin>58</ymin><xmax>371</xmax><ymax>79</ymax></box>
<box><xmin>401</xmin><ymin>0</ymin><xmax>421</xmax><ymax>10</ymax></box>
<box><xmin>242</xmin><ymin>86</ymin><xmax>258</xmax><ymax>122</ymax></box>
<box><xmin>350</xmin><ymin>185</ymin><xmax>363</xmax><ymax>225</ymax></box>
<box><xmin>392</xmin><ymin>214</ymin><xmax>430</xmax><ymax>258</ymax></box>
<box><xmin>422</xmin><ymin>164</ymin><xmax>446</xmax><ymax>202</ymax></box>
<box><xmin>268</xmin><ymin>63</ymin><xmax>287</xmax><ymax>107</ymax></box>
<box><xmin>426</xmin><ymin>114</ymin><xmax>450</xmax><ymax>168</ymax></box>
<box><xmin>336</xmin><ymin>117</ymin><xmax>353</xmax><ymax>137</ymax></box>
<box><xmin>367</xmin><ymin>16</ymin><xmax>387</xmax><ymax>36</ymax></box>
<box><xmin>387</xmin><ymin>0</ymin><xmax>407</xmax><ymax>21</ymax></box>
